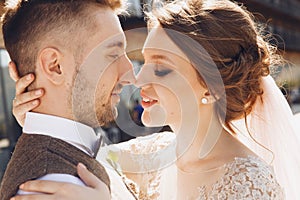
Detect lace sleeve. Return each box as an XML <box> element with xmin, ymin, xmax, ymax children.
<box><xmin>108</xmin><ymin>132</ymin><xmax>176</xmax><ymax>200</ymax></box>
<box><xmin>206</xmin><ymin>156</ymin><xmax>285</xmax><ymax>200</ymax></box>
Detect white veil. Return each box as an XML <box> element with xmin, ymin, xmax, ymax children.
<box><xmin>232</xmin><ymin>75</ymin><xmax>300</xmax><ymax>200</ymax></box>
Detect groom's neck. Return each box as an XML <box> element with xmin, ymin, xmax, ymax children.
<box><xmin>32</xmin><ymin>87</ymin><xmax>74</xmax><ymax>122</ymax></box>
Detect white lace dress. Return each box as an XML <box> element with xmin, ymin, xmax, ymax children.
<box><xmin>196</xmin><ymin>156</ymin><xmax>284</xmax><ymax>200</ymax></box>
<box><xmin>99</xmin><ymin>132</ymin><xmax>284</xmax><ymax>200</ymax></box>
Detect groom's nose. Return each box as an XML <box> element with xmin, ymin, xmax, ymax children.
<box><xmin>135</xmin><ymin>64</ymin><xmax>153</xmax><ymax>88</ymax></box>
<box><xmin>118</xmin><ymin>54</ymin><xmax>136</xmax><ymax>86</ymax></box>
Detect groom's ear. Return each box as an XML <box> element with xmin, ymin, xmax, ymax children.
<box><xmin>38</xmin><ymin>47</ymin><xmax>64</xmax><ymax>85</ymax></box>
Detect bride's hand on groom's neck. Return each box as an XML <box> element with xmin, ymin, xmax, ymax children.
<box><xmin>9</xmin><ymin>61</ymin><xmax>45</xmax><ymax>127</ymax></box>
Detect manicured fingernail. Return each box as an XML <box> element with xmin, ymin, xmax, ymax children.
<box><xmin>78</xmin><ymin>163</ymin><xmax>87</xmax><ymax>169</ymax></box>
<box><xmin>35</xmin><ymin>90</ymin><xmax>42</xmax><ymax>95</ymax></box>
<box><xmin>26</xmin><ymin>74</ymin><xmax>33</xmax><ymax>81</ymax></box>
<box><xmin>19</xmin><ymin>183</ymin><xmax>24</xmax><ymax>189</ymax></box>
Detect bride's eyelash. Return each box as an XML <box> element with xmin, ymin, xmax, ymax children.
<box><xmin>154</xmin><ymin>66</ymin><xmax>172</xmax><ymax>77</ymax></box>
<box><xmin>154</xmin><ymin>69</ymin><xmax>172</xmax><ymax>77</ymax></box>
<box><xmin>153</xmin><ymin>63</ymin><xmax>173</xmax><ymax>77</ymax></box>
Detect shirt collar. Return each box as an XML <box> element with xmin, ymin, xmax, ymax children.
<box><xmin>23</xmin><ymin>112</ymin><xmax>103</xmax><ymax>157</ymax></box>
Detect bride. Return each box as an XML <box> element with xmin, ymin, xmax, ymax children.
<box><xmin>8</xmin><ymin>0</ymin><xmax>299</xmax><ymax>199</ymax></box>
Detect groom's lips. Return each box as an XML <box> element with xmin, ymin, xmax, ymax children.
<box><xmin>111</xmin><ymin>90</ymin><xmax>121</xmax><ymax>104</ymax></box>
<box><xmin>111</xmin><ymin>89</ymin><xmax>122</xmax><ymax>96</ymax></box>
<box><xmin>140</xmin><ymin>90</ymin><xmax>158</xmax><ymax>108</ymax></box>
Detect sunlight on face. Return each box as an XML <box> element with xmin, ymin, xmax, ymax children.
<box><xmin>137</xmin><ymin>26</ymin><xmax>206</xmax><ymax>130</ymax></box>
<box><xmin>71</xmin><ymin>8</ymin><xmax>133</xmax><ymax>128</ymax></box>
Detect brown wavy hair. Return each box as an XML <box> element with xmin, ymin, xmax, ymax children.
<box><xmin>147</xmin><ymin>0</ymin><xmax>281</xmax><ymax>132</ymax></box>
<box><xmin>1</xmin><ymin>0</ymin><xmax>125</xmax><ymax>77</ymax></box>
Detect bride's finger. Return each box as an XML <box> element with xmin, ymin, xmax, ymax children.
<box><xmin>19</xmin><ymin>180</ymin><xmax>65</xmax><ymax>194</ymax></box>
<box><xmin>13</xmin><ymin>89</ymin><xmax>44</xmax><ymax>107</ymax></box>
<box><xmin>77</xmin><ymin>163</ymin><xmax>108</xmax><ymax>191</ymax></box>
<box><xmin>11</xmin><ymin>194</ymin><xmax>53</xmax><ymax>200</ymax></box>
<box><xmin>13</xmin><ymin>100</ymin><xmax>40</xmax><ymax>126</ymax></box>
<box><xmin>13</xmin><ymin>99</ymin><xmax>40</xmax><ymax>115</ymax></box>
<box><xmin>15</xmin><ymin>74</ymin><xmax>34</xmax><ymax>96</ymax></box>
<box><xmin>8</xmin><ymin>61</ymin><xmax>20</xmax><ymax>82</ymax></box>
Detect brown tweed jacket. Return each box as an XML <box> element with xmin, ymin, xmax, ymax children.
<box><xmin>0</xmin><ymin>133</ymin><xmax>110</xmax><ymax>200</ymax></box>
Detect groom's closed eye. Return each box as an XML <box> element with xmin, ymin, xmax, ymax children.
<box><xmin>109</xmin><ymin>54</ymin><xmax>120</xmax><ymax>59</ymax></box>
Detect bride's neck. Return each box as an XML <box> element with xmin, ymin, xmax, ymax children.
<box><xmin>173</xmin><ymin>105</ymin><xmax>243</xmax><ymax>172</ymax></box>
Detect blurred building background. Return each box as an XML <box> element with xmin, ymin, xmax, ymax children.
<box><xmin>0</xmin><ymin>0</ymin><xmax>300</xmax><ymax>181</ymax></box>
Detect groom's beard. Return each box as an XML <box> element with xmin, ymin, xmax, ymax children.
<box><xmin>70</xmin><ymin>80</ymin><xmax>116</xmax><ymax>128</ymax></box>
<box><xmin>71</xmin><ymin>89</ymin><xmax>117</xmax><ymax>128</ymax></box>
<box><xmin>95</xmin><ymin>97</ymin><xmax>117</xmax><ymax>127</ymax></box>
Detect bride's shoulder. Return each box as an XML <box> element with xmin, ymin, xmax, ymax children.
<box><xmin>97</xmin><ymin>131</ymin><xmax>176</xmax><ymax>173</ymax></box>
<box><xmin>209</xmin><ymin>156</ymin><xmax>284</xmax><ymax>199</ymax></box>
<box><xmin>98</xmin><ymin>132</ymin><xmax>176</xmax><ymax>199</ymax></box>
<box><xmin>115</xmin><ymin>131</ymin><xmax>176</xmax><ymax>153</ymax></box>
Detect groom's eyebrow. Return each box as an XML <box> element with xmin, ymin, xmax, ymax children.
<box><xmin>106</xmin><ymin>41</ymin><xmax>126</xmax><ymax>49</ymax></box>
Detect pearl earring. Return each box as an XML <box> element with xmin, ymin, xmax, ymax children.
<box><xmin>201</xmin><ymin>97</ymin><xmax>208</xmax><ymax>104</ymax></box>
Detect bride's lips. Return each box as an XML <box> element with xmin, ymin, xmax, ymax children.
<box><xmin>140</xmin><ymin>90</ymin><xmax>158</xmax><ymax>108</ymax></box>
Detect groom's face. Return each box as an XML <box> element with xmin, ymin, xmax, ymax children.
<box><xmin>70</xmin><ymin>8</ymin><xmax>135</xmax><ymax>128</ymax></box>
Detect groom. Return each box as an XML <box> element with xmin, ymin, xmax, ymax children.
<box><xmin>0</xmin><ymin>0</ymin><xmax>135</xmax><ymax>199</ymax></box>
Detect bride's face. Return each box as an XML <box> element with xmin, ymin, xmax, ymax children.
<box><xmin>136</xmin><ymin>27</ymin><xmax>206</xmax><ymax>128</ymax></box>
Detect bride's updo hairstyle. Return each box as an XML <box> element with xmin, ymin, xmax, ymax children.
<box><xmin>147</xmin><ymin>0</ymin><xmax>280</xmax><ymax>132</ymax></box>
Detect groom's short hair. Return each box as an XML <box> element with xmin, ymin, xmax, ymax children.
<box><xmin>1</xmin><ymin>0</ymin><xmax>125</xmax><ymax>76</ymax></box>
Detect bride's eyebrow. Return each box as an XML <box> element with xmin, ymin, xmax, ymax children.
<box><xmin>150</xmin><ymin>55</ymin><xmax>174</xmax><ymax>65</ymax></box>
